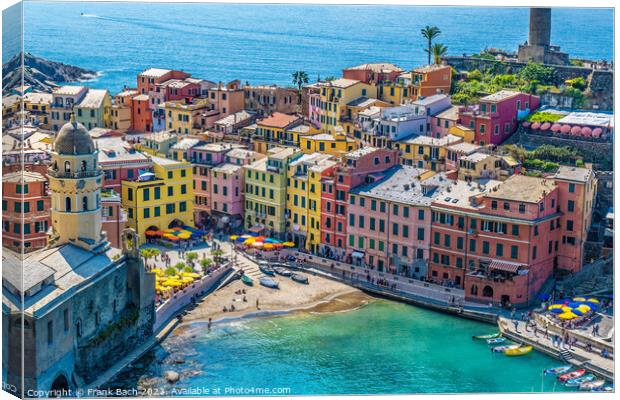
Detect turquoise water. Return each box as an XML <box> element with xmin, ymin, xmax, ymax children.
<box><xmin>14</xmin><ymin>2</ymin><xmax>614</xmax><ymax>93</ymax></box>
<box><xmin>111</xmin><ymin>300</ymin><xmax>574</xmax><ymax>395</ymax></box>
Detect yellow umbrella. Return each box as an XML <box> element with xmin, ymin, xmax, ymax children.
<box><xmin>182</xmin><ymin>272</ymin><xmax>201</xmax><ymax>278</ymax></box>
<box><xmin>263</xmin><ymin>243</ymin><xmax>274</xmax><ymax>250</ymax></box>
<box><xmin>548</xmin><ymin>304</ymin><xmax>564</xmax><ymax>310</ymax></box>
<box><xmin>282</xmin><ymin>241</ymin><xmax>295</xmax><ymax>247</ymax></box>
<box><xmin>229</xmin><ymin>235</ymin><xmax>239</xmax><ymax>241</ymax></box>
<box><xmin>162</xmin><ymin>279</ymin><xmax>182</xmax><ymax>287</ymax></box>
<box><xmin>244</xmin><ymin>238</ymin><xmax>257</xmax><ymax>245</ymax></box>
<box><xmin>587</xmin><ymin>298</ymin><xmax>599</xmax><ymax>304</ymax></box>
<box><xmin>576</xmin><ymin>305</ymin><xmax>591</xmax><ymax>313</ymax></box>
<box><xmin>178</xmin><ymin>233</ymin><xmax>191</xmax><ymax>239</ymax></box>
<box><xmin>180</xmin><ymin>277</ymin><xmax>194</xmax><ymax>283</ymax></box>
<box><xmin>573</xmin><ymin>297</ymin><xmax>587</xmax><ymax>302</ymax></box>
<box><xmin>558</xmin><ymin>312</ymin><xmax>577</xmax><ymax>320</ymax></box>
<box><xmin>561</xmin><ymin>306</ymin><xmax>573</xmax><ymax>313</ymax></box>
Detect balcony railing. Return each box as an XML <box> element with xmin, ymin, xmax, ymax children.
<box><xmin>48</xmin><ymin>169</ymin><xmax>103</xmax><ymax>179</ymax></box>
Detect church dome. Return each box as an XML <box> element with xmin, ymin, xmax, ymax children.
<box><xmin>54</xmin><ymin>120</ymin><xmax>95</xmax><ymax>155</ymax></box>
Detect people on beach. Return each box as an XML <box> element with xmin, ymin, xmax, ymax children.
<box><xmin>256</xmin><ymin>298</ymin><xmax>260</xmax><ymax>310</ymax></box>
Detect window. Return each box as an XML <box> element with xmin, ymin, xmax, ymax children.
<box><xmin>567</xmin><ymin>200</ymin><xmax>575</xmax><ymax>212</ymax></box>
<box><xmin>143</xmin><ymin>188</ymin><xmax>150</xmax><ymax>201</ymax></box>
<box><xmin>166</xmin><ymin>204</ymin><xmax>175</xmax><ymax>214</ymax></box>
<box><xmin>518</xmin><ymin>204</ymin><xmax>525</xmax><ymax>213</ymax></box>
<box><xmin>154</xmin><ymin>206</ymin><xmax>160</xmax><ymax>217</ymax></box>
<box><xmin>37</xmin><ymin>200</ymin><xmax>44</xmax><ymax>211</ymax></box>
<box><xmin>569</xmin><ymin>183</ymin><xmax>575</xmax><ymax>193</ymax></box>
<box><xmin>181</xmin><ymin>184</ymin><xmax>187</xmax><ymax>194</ymax></box>
<box><xmin>143</xmin><ymin>208</ymin><xmax>150</xmax><ymax>218</ymax></box>
<box><xmin>418</xmin><ymin>209</ymin><xmax>424</xmax><ymax>220</ymax></box>
<box><xmin>491</xmin><ymin>200</ymin><xmax>497</xmax><ymax>210</ymax></box>
<box><xmin>47</xmin><ymin>321</ymin><xmax>53</xmax><ymax>344</ymax></box>
<box><xmin>180</xmin><ymin>202</ymin><xmax>187</xmax><ymax>212</ymax></box>
<box><xmin>168</xmin><ymin>187</ymin><xmax>173</xmax><ymax>196</ymax></box>
<box><xmin>65</xmin><ymin>197</ymin><xmax>72</xmax><ymax>211</ymax></box>
<box><xmin>510</xmin><ymin>245</ymin><xmax>519</xmax><ymax>259</ymax></box>
<box><xmin>456</xmin><ymin>237</ymin><xmax>463</xmax><ymax>250</ymax></box>
<box><xmin>434</xmin><ymin>232</ymin><xmax>440</xmax><ymax>245</ymax></box>
<box><xmin>567</xmin><ymin>220</ymin><xmax>574</xmax><ymax>231</ymax></box>
<box><xmin>154</xmin><ymin>187</ymin><xmax>161</xmax><ymax>199</ymax></box>
<box><xmin>127</xmin><ymin>188</ymin><xmax>133</xmax><ymax>201</ymax></box>
<box><xmin>82</xmin><ymin>196</ymin><xmax>88</xmax><ymax>211</ymax></box>
<box><xmin>512</xmin><ymin>225</ymin><xmax>519</xmax><ymax>236</ymax></box>
<box><xmin>496</xmin><ymin>243</ymin><xmax>504</xmax><ymax>257</ymax></box>
<box><xmin>469</xmin><ymin>239</ymin><xmax>476</xmax><ymax>252</ymax></box>
<box><xmin>417</xmin><ymin>228</ymin><xmax>424</xmax><ymax>240</ymax></box>
<box><xmin>482</xmin><ymin>241</ymin><xmax>490</xmax><ymax>255</ymax></box>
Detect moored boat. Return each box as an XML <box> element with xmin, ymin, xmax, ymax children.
<box><xmin>291</xmin><ymin>273</ymin><xmax>309</xmax><ymax>284</ymax></box>
<box><xmin>544</xmin><ymin>365</ymin><xmax>572</xmax><ymax>375</ymax></box>
<box><xmin>491</xmin><ymin>344</ymin><xmax>520</xmax><ymax>353</ymax></box>
<box><xmin>486</xmin><ymin>337</ymin><xmax>506</xmax><ymax>345</ymax></box>
<box><xmin>241</xmin><ymin>274</ymin><xmax>253</xmax><ymax>286</ymax></box>
<box><xmin>580</xmin><ymin>380</ymin><xmax>605</xmax><ymax>391</ymax></box>
<box><xmin>565</xmin><ymin>375</ymin><xmax>594</xmax><ymax>387</ymax></box>
<box><xmin>273</xmin><ymin>266</ymin><xmax>292</xmax><ymax>277</ymax></box>
<box><xmin>472</xmin><ymin>333</ymin><xmax>500</xmax><ymax>340</ymax></box>
<box><xmin>258</xmin><ymin>263</ymin><xmax>276</xmax><ymax>276</ymax></box>
<box><xmin>259</xmin><ymin>277</ymin><xmax>279</xmax><ymax>289</ymax></box>
<box><xmin>558</xmin><ymin>369</ymin><xmax>586</xmax><ymax>382</ymax></box>
<box><xmin>504</xmin><ymin>345</ymin><xmax>533</xmax><ymax>356</ymax></box>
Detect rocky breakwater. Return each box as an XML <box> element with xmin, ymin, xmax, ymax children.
<box><xmin>2</xmin><ymin>52</ymin><xmax>97</xmax><ymax>92</ymax></box>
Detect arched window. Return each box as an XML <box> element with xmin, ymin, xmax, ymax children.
<box><xmin>483</xmin><ymin>285</ymin><xmax>494</xmax><ymax>298</ymax></box>
<box><xmin>65</xmin><ymin>197</ymin><xmax>72</xmax><ymax>212</ymax></box>
<box><xmin>82</xmin><ymin>196</ymin><xmax>88</xmax><ymax>211</ymax></box>
<box><xmin>81</xmin><ymin>160</ymin><xmax>87</xmax><ymax>171</ymax></box>
<box><xmin>64</xmin><ymin>161</ymin><xmax>71</xmax><ymax>173</ymax></box>
<box><xmin>470</xmin><ymin>285</ymin><xmax>478</xmax><ymax>296</ymax></box>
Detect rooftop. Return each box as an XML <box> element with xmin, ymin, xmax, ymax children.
<box><xmin>78</xmin><ymin>89</ymin><xmax>109</xmax><ymax>108</ymax></box>
<box><xmin>146</xmin><ymin>131</ymin><xmax>177</xmax><ymax>143</ymax></box>
<box><xmin>2</xmin><ymin>170</ymin><xmax>46</xmax><ymax>183</ymax></box>
<box><xmin>23</xmin><ymin>92</ymin><xmax>53</xmax><ymax>104</ymax></box>
<box><xmin>346</xmin><ymin>146</ymin><xmax>378</xmax><ymax>160</ymax></box>
<box><xmin>489</xmin><ymin>175</ymin><xmax>557</xmax><ymax>203</ymax></box>
<box><xmin>171</xmin><ymin>138</ymin><xmax>202</xmax><ymax>150</ymax></box>
<box><xmin>345</xmin><ymin>62</ymin><xmax>404</xmax><ymax>73</ymax></box>
<box><xmin>434</xmin><ymin>105</ymin><xmax>460</xmax><ymax>121</ymax></box>
<box><xmin>97</xmin><ymin>137</ymin><xmax>151</xmax><ymax>164</ymax></box>
<box><xmin>351</xmin><ymin>166</ymin><xmax>451</xmax><ymax>206</ymax></box>
<box><xmin>553</xmin><ymin>166</ymin><xmax>594</xmax><ymax>183</ymax></box>
<box><xmin>133</xmin><ymin>94</ymin><xmax>150</xmax><ymax>101</ymax></box>
<box><xmin>269</xmin><ymin>146</ymin><xmax>297</xmax><ymax>160</ymax></box>
<box><xmin>53</xmin><ymin>85</ymin><xmax>86</xmax><ymax>96</ymax></box>
<box><xmin>257</xmin><ymin>112</ymin><xmax>301</xmax><ymax>129</ymax></box>
<box><xmin>480</xmin><ymin>90</ymin><xmax>521</xmax><ymax>103</ymax></box>
<box><xmin>347</xmin><ymin>96</ymin><xmax>384</xmax><ymax>108</ymax></box>
<box><xmin>321</xmin><ymin>78</ymin><xmax>361</xmax><ymax>89</ymax></box>
<box><xmin>139</xmin><ymin>68</ymin><xmax>172</xmax><ymax>78</ymax></box>
<box><xmin>287</xmin><ymin>124</ymin><xmax>312</xmax><ymax>134</ymax></box>
<box><xmin>402</xmin><ymin>134</ymin><xmax>462</xmax><ymax>146</ymax></box>
<box><xmin>151</xmin><ymin>155</ymin><xmax>188</xmax><ymax>167</ymax></box>
<box><xmin>193</xmin><ymin>142</ymin><xmax>239</xmax><ymax>153</ymax></box>
<box><xmin>226</xmin><ymin>148</ymin><xmax>257</xmax><ymax>160</ymax></box>
<box><xmin>412</xmin><ymin>94</ymin><xmax>449</xmax><ymax>107</ymax></box>
<box><xmin>116</xmin><ymin>89</ymin><xmax>139</xmax><ymax>97</ymax></box>
<box><xmin>433</xmin><ymin>179</ymin><xmax>501</xmax><ymax>210</ymax></box>
<box><xmin>460</xmin><ymin>152</ymin><xmax>494</xmax><ymax>163</ymax></box>
<box><xmin>212</xmin><ymin>163</ymin><xmax>243</xmax><ymax>174</ymax></box>
<box><xmin>412</xmin><ymin>64</ymin><xmax>450</xmax><ymax>74</ymax></box>
<box><xmin>215</xmin><ymin>110</ymin><xmax>254</xmax><ymax>127</ymax></box>
<box><xmin>446</xmin><ymin>142</ymin><xmax>482</xmax><ymax>154</ymax></box>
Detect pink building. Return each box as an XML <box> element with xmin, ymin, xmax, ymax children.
<box><xmin>430</xmin><ymin>105</ymin><xmax>459</xmax><ymax>138</ymax></box>
<box><xmin>101</xmin><ymin>189</ymin><xmax>127</xmax><ymax>249</ymax></box>
<box><xmin>444</xmin><ymin>142</ymin><xmax>482</xmax><ymax>171</ymax></box>
<box><xmin>346</xmin><ymin>167</ymin><xmax>451</xmax><ymax>277</ymax></box>
<box><xmin>95</xmin><ymin>137</ymin><xmax>153</xmax><ymax>190</ymax></box>
<box><xmin>342</xmin><ymin>62</ymin><xmax>404</xmax><ymax>84</ymax></box>
<box><xmin>308</xmin><ymin>90</ymin><xmax>323</xmax><ymax>129</ymax></box>
<box><xmin>458</xmin><ymin>90</ymin><xmax>540</xmax><ymax>145</ymax></box>
<box><xmin>320</xmin><ymin>147</ymin><xmax>398</xmax><ymax>259</ymax></box>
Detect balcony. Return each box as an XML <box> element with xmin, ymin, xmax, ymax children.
<box><xmin>48</xmin><ymin>169</ymin><xmax>103</xmax><ymax>179</ymax></box>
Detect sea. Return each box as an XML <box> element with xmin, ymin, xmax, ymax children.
<box><xmin>6</xmin><ymin>2</ymin><xmax>613</xmax><ymax>94</ymax></box>
<box><xmin>109</xmin><ymin>299</ymin><xmax>577</xmax><ymax>395</ymax></box>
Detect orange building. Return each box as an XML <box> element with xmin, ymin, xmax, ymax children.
<box><xmin>403</xmin><ymin>65</ymin><xmax>452</xmax><ymax>100</ymax></box>
<box><xmin>2</xmin><ymin>171</ymin><xmax>51</xmax><ymax>253</ymax></box>
<box><xmin>342</xmin><ymin>62</ymin><xmax>404</xmax><ymax>84</ymax></box>
<box><xmin>131</xmin><ymin>94</ymin><xmax>152</xmax><ymax>132</ymax></box>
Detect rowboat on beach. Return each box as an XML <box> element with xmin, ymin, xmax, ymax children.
<box><xmin>273</xmin><ymin>266</ymin><xmax>292</xmax><ymax>277</ymax></box>
<box><xmin>491</xmin><ymin>344</ymin><xmax>520</xmax><ymax>353</ymax></box>
<box><xmin>291</xmin><ymin>273</ymin><xmax>309</xmax><ymax>284</ymax></box>
<box><xmin>241</xmin><ymin>275</ymin><xmax>253</xmax><ymax>286</ymax></box>
<box><xmin>472</xmin><ymin>333</ymin><xmax>500</xmax><ymax>340</ymax></box>
<box><xmin>544</xmin><ymin>365</ymin><xmax>572</xmax><ymax>375</ymax></box>
<box><xmin>259</xmin><ymin>277</ymin><xmax>279</xmax><ymax>289</ymax></box>
<box><xmin>504</xmin><ymin>345</ymin><xmax>533</xmax><ymax>356</ymax></box>
<box><xmin>565</xmin><ymin>375</ymin><xmax>594</xmax><ymax>387</ymax></box>
<box><xmin>486</xmin><ymin>337</ymin><xmax>506</xmax><ymax>345</ymax></box>
<box><xmin>558</xmin><ymin>369</ymin><xmax>586</xmax><ymax>382</ymax></box>
<box><xmin>258</xmin><ymin>263</ymin><xmax>276</xmax><ymax>276</ymax></box>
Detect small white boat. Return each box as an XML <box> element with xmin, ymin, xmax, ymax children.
<box><xmin>486</xmin><ymin>337</ymin><xmax>506</xmax><ymax>344</ymax></box>
<box><xmin>491</xmin><ymin>344</ymin><xmax>520</xmax><ymax>353</ymax></box>
<box><xmin>565</xmin><ymin>375</ymin><xmax>594</xmax><ymax>387</ymax></box>
<box><xmin>273</xmin><ymin>266</ymin><xmax>292</xmax><ymax>277</ymax></box>
<box><xmin>580</xmin><ymin>380</ymin><xmax>605</xmax><ymax>391</ymax></box>
<box><xmin>544</xmin><ymin>365</ymin><xmax>572</xmax><ymax>375</ymax></box>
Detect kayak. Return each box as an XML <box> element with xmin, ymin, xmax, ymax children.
<box><xmin>565</xmin><ymin>375</ymin><xmax>594</xmax><ymax>387</ymax></box>
<box><xmin>558</xmin><ymin>369</ymin><xmax>586</xmax><ymax>382</ymax></box>
<box><xmin>241</xmin><ymin>275</ymin><xmax>253</xmax><ymax>286</ymax></box>
<box><xmin>492</xmin><ymin>344</ymin><xmax>520</xmax><ymax>353</ymax></box>
<box><xmin>580</xmin><ymin>380</ymin><xmax>605</xmax><ymax>391</ymax></box>
<box><xmin>472</xmin><ymin>333</ymin><xmax>501</xmax><ymax>340</ymax></box>
<box><xmin>291</xmin><ymin>273</ymin><xmax>309</xmax><ymax>284</ymax></box>
<box><xmin>505</xmin><ymin>345</ymin><xmax>533</xmax><ymax>356</ymax></box>
<box><xmin>544</xmin><ymin>365</ymin><xmax>572</xmax><ymax>375</ymax></box>
<box><xmin>259</xmin><ymin>277</ymin><xmax>279</xmax><ymax>289</ymax></box>
<box><xmin>486</xmin><ymin>337</ymin><xmax>506</xmax><ymax>345</ymax></box>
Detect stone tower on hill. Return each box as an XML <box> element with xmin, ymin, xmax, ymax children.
<box><xmin>518</xmin><ymin>7</ymin><xmax>570</xmax><ymax>66</ymax></box>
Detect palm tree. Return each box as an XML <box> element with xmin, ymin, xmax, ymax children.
<box><xmin>431</xmin><ymin>43</ymin><xmax>448</xmax><ymax>65</ymax></box>
<box><xmin>200</xmin><ymin>258</ymin><xmax>213</xmax><ymax>275</ymax></box>
<box><xmin>421</xmin><ymin>26</ymin><xmax>442</xmax><ymax>65</ymax></box>
<box><xmin>292</xmin><ymin>70</ymin><xmax>309</xmax><ymax>104</ymax></box>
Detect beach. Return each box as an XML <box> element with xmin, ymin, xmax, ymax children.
<box><xmin>179</xmin><ymin>266</ymin><xmax>370</xmax><ymax>327</ymax></box>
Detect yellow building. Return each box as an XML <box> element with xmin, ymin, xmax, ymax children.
<box><xmin>286</xmin><ymin>153</ymin><xmax>337</xmax><ymax>252</ymax></box>
<box><xmin>164</xmin><ymin>97</ymin><xmax>210</xmax><ymax>135</ymax></box>
<box><xmin>299</xmin><ymin>128</ymin><xmax>358</xmax><ymax>157</ymax></box>
<box><xmin>23</xmin><ymin>92</ymin><xmax>53</xmax><ymax>129</ymax></box>
<box><xmin>252</xmin><ymin>112</ymin><xmax>303</xmax><ymax>154</ymax></box>
<box><xmin>341</xmin><ymin>97</ymin><xmax>391</xmax><ymax>136</ymax></box>
<box><xmin>74</xmin><ymin>89</ymin><xmax>112</xmax><ymax>130</ymax></box>
<box><xmin>244</xmin><ymin>147</ymin><xmax>301</xmax><ymax>237</ymax></box>
<box><xmin>318</xmin><ymin>78</ymin><xmax>377</xmax><ymax>134</ymax></box>
<box><xmin>111</xmin><ymin>89</ymin><xmax>138</xmax><ymax>132</ymax></box>
<box><xmin>137</xmin><ymin>131</ymin><xmax>178</xmax><ymax>157</ymax></box>
<box><xmin>397</xmin><ymin>134</ymin><xmax>462</xmax><ymax>171</ymax></box>
<box><xmin>121</xmin><ymin>155</ymin><xmax>194</xmax><ymax>243</ymax></box>
<box><xmin>378</xmin><ymin>82</ymin><xmax>409</xmax><ymax>105</ymax></box>
<box><xmin>448</xmin><ymin>124</ymin><xmax>476</xmax><ymax>143</ymax></box>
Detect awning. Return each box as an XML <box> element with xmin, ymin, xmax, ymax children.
<box><xmin>351</xmin><ymin>251</ymin><xmax>365</xmax><ymax>258</ymax></box>
<box><xmin>489</xmin><ymin>260</ymin><xmax>521</xmax><ymax>274</ymax></box>
<box><xmin>248</xmin><ymin>225</ymin><xmax>265</xmax><ymax>233</ymax></box>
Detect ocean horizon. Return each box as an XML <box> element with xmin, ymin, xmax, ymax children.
<box><xmin>9</xmin><ymin>2</ymin><xmax>614</xmax><ymax>94</ymax></box>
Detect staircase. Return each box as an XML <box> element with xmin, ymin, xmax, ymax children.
<box><xmin>560</xmin><ymin>349</ymin><xmax>573</xmax><ymax>362</ymax></box>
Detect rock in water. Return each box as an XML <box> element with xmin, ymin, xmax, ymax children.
<box><xmin>164</xmin><ymin>370</ymin><xmax>180</xmax><ymax>383</ymax></box>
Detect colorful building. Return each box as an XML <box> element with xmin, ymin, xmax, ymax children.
<box><xmin>458</xmin><ymin>90</ymin><xmax>540</xmax><ymax>145</ymax></box>
<box><xmin>110</xmin><ymin>89</ymin><xmax>138</xmax><ymax>132</ymax></box>
<box><xmin>101</xmin><ymin>188</ymin><xmax>127</xmax><ymax>249</ymax></box>
<box><xmin>244</xmin><ymin>85</ymin><xmax>298</xmax><ymax>116</ymax></box>
<box><xmin>22</xmin><ymin>92</ymin><xmax>52</xmax><ymax>129</ymax></box>
<box><xmin>94</xmin><ymin>136</ymin><xmax>153</xmax><ymax>191</ymax></box>
<box><xmin>444</xmin><ymin>142</ymin><xmax>482</xmax><ymax>171</ymax></box>
<box><xmin>402</xmin><ymin>65</ymin><xmax>452</xmax><ymax>100</ymax></box>
<box><xmin>285</xmin><ymin>153</ymin><xmax>336</xmax><ymax>251</ymax></box>
<box><xmin>318</xmin><ymin>78</ymin><xmax>377</xmax><ymax>134</ymax></box>
<box><xmin>50</xmin><ymin>86</ymin><xmax>88</xmax><ymax>132</ymax></box>
<box><xmin>253</xmin><ymin>112</ymin><xmax>303</xmax><ymax>154</ymax></box>
<box><xmin>342</xmin><ymin>62</ymin><xmax>404</xmax><ymax>85</ymax></box>
<box><xmin>121</xmin><ymin>156</ymin><xmax>194</xmax><ymax>243</ymax></box>
<box><xmin>74</xmin><ymin>89</ymin><xmax>112</xmax><ymax>130</ymax></box>
<box><xmin>347</xmin><ymin>167</ymin><xmax>450</xmax><ymax>277</ymax></box>
<box><xmin>319</xmin><ymin>147</ymin><xmax>399</xmax><ymax>259</ymax></box>
<box><xmin>299</xmin><ymin>129</ymin><xmax>358</xmax><ymax>157</ymax></box>
<box><xmin>2</xmin><ymin>171</ymin><xmax>50</xmax><ymax>252</ymax></box>
<box><xmin>164</xmin><ymin>97</ymin><xmax>210</xmax><ymax>135</ymax></box>
<box><xmin>431</xmin><ymin>105</ymin><xmax>459</xmax><ymax>138</ymax></box>
<box><xmin>244</xmin><ymin>147</ymin><xmax>301</xmax><ymax>237</ymax></box>
<box><xmin>139</xmin><ymin>131</ymin><xmax>178</xmax><ymax>157</ymax></box>
<box><xmin>398</xmin><ymin>134</ymin><xmax>462</xmax><ymax>170</ymax></box>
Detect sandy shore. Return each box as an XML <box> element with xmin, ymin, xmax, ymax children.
<box><xmin>178</xmin><ymin>269</ymin><xmax>370</xmax><ymax>327</ymax></box>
